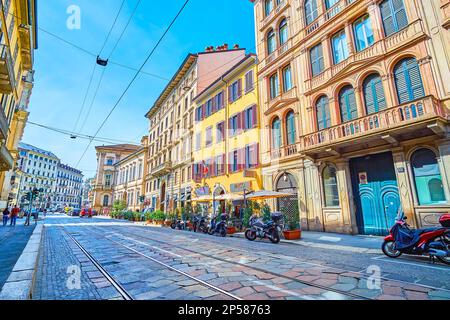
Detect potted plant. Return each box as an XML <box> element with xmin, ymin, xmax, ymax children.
<box><xmin>153</xmin><ymin>210</ymin><xmax>166</xmax><ymax>226</ymax></box>
<box><xmin>227</xmin><ymin>220</ymin><xmax>237</xmax><ymax>234</ymax></box>
<box><xmin>165</xmin><ymin>211</ymin><xmax>175</xmax><ymax>227</ymax></box>
<box><xmin>282</xmin><ymin>203</ymin><xmax>301</xmax><ymax>240</ymax></box>
<box><xmin>144</xmin><ymin>211</ymin><xmax>152</xmax><ymax>224</ymax></box>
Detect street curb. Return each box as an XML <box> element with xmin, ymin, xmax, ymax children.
<box><xmin>230</xmin><ymin>232</ymin><xmax>380</xmax><ymax>254</ymax></box>
<box><xmin>0</xmin><ymin>223</ymin><xmax>43</xmax><ymax>300</ymax></box>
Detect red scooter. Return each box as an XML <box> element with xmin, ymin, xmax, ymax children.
<box><xmin>382</xmin><ymin>212</ymin><xmax>450</xmax><ymax>265</ymax></box>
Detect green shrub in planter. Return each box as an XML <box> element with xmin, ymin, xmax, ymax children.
<box><xmin>134</xmin><ymin>212</ymin><xmax>142</xmax><ymax>221</ymax></box>
<box><xmin>282</xmin><ymin>203</ymin><xmax>300</xmax><ymax>231</ymax></box>
<box><xmin>261</xmin><ymin>203</ymin><xmax>271</xmax><ymax>223</ymax></box>
<box><xmin>153</xmin><ymin>210</ymin><xmax>166</xmax><ymax>222</ymax></box>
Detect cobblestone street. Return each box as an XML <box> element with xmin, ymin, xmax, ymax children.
<box><xmin>23</xmin><ymin>214</ymin><xmax>450</xmax><ymax>300</ymax></box>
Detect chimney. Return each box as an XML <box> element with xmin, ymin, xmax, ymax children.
<box><xmin>233</xmin><ymin>44</ymin><xmax>239</xmax><ymax>49</ymax></box>
<box><xmin>223</xmin><ymin>43</ymin><xmax>229</xmax><ymax>50</ymax></box>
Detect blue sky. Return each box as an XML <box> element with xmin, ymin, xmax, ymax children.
<box><xmin>23</xmin><ymin>0</ymin><xmax>255</xmax><ymax>178</ymax></box>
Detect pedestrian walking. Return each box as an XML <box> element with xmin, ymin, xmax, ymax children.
<box><xmin>25</xmin><ymin>208</ymin><xmax>32</xmax><ymax>226</ymax></box>
<box><xmin>2</xmin><ymin>207</ymin><xmax>10</xmax><ymax>226</ymax></box>
<box><xmin>10</xmin><ymin>205</ymin><xmax>19</xmax><ymax>226</ymax></box>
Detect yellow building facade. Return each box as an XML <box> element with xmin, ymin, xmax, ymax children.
<box><xmin>0</xmin><ymin>0</ymin><xmax>38</xmax><ymax>209</ymax></box>
<box><xmin>192</xmin><ymin>54</ymin><xmax>263</xmax><ymax>214</ymax></box>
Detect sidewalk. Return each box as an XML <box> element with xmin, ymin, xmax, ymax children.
<box><xmin>232</xmin><ymin>230</ymin><xmax>383</xmax><ymax>254</ymax></box>
<box><xmin>0</xmin><ymin>219</ymin><xmax>36</xmax><ymax>289</ymax></box>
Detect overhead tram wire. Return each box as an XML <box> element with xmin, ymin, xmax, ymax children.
<box><xmin>72</xmin><ymin>0</ymin><xmax>127</xmax><ymax>133</ymax></box>
<box><xmin>27</xmin><ymin>121</ymin><xmax>141</xmax><ymax>145</ymax></box>
<box><xmin>78</xmin><ymin>0</ymin><xmax>143</xmax><ymax>134</ymax></box>
<box><xmin>75</xmin><ymin>0</ymin><xmax>191</xmax><ymax>169</ymax></box>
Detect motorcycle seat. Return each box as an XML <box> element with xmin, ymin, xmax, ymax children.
<box><xmin>417</xmin><ymin>227</ymin><xmax>445</xmax><ymax>235</ymax></box>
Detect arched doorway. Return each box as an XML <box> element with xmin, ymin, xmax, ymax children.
<box><xmin>213</xmin><ymin>186</ymin><xmax>226</xmax><ymax>215</ymax></box>
<box><xmin>160</xmin><ymin>183</ymin><xmax>166</xmax><ymax>212</ymax></box>
<box><xmin>276</xmin><ymin>173</ymin><xmax>299</xmax><ymax>214</ymax></box>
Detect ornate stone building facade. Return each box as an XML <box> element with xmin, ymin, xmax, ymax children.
<box><xmin>252</xmin><ymin>0</ymin><xmax>450</xmax><ymax>235</ymax></box>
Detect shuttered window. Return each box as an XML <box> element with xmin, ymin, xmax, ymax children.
<box><xmin>339</xmin><ymin>86</ymin><xmax>358</xmax><ymax>122</ymax></box>
<box><xmin>272</xmin><ymin>117</ymin><xmax>282</xmax><ymax>149</ymax></box>
<box><xmin>316</xmin><ymin>96</ymin><xmax>331</xmax><ymax>130</ymax></box>
<box><xmin>216</xmin><ymin>121</ymin><xmax>225</xmax><ymax>142</ymax></box>
<box><xmin>286</xmin><ymin>111</ymin><xmax>296</xmax><ymax>145</ymax></box>
<box><xmin>245</xmin><ymin>144</ymin><xmax>259</xmax><ymax>169</ymax></box>
<box><xmin>310</xmin><ymin>43</ymin><xmax>324</xmax><ymax>77</ymax></box>
<box><xmin>380</xmin><ymin>0</ymin><xmax>408</xmax><ymax>37</ymax></box>
<box><xmin>245</xmin><ymin>71</ymin><xmax>254</xmax><ymax>92</ymax></box>
<box><xmin>363</xmin><ymin>74</ymin><xmax>387</xmax><ymax>114</ymax></box>
<box><xmin>228</xmin><ymin>80</ymin><xmax>242</xmax><ymax>103</ymax></box>
<box><xmin>244</xmin><ymin>105</ymin><xmax>257</xmax><ymax>130</ymax></box>
<box><xmin>394</xmin><ymin>58</ymin><xmax>425</xmax><ymax>104</ymax></box>
<box><xmin>305</xmin><ymin>0</ymin><xmax>318</xmax><ymax>25</ymax></box>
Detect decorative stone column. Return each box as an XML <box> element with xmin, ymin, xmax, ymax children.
<box><xmin>437</xmin><ymin>140</ymin><xmax>450</xmax><ymax>203</ymax></box>
<box><xmin>354</xmin><ymin>86</ymin><xmax>366</xmax><ymax>118</ymax></box>
<box><xmin>345</xmin><ymin>23</ymin><xmax>356</xmax><ymax>55</ymax></box>
<box><xmin>335</xmin><ymin>159</ymin><xmax>358</xmax><ymax>234</ymax></box>
<box><xmin>296</xmin><ymin>161</ymin><xmax>308</xmax><ymax>230</ymax></box>
<box><xmin>392</xmin><ymin>147</ymin><xmax>417</xmax><ymax>227</ymax></box>
<box><xmin>367</xmin><ymin>1</ymin><xmax>384</xmax><ymax>42</ymax></box>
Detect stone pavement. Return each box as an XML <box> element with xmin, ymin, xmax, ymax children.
<box><xmin>0</xmin><ymin>219</ymin><xmax>36</xmax><ymax>290</ymax></box>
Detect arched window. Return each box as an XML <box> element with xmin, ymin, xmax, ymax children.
<box><xmin>316</xmin><ymin>96</ymin><xmax>331</xmax><ymax>130</ymax></box>
<box><xmin>339</xmin><ymin>85</ymin><xmax>358</xmax><ymax>122</ymax></box>
<box><xmin>264</xmin><ymin>0</ymin><xmax>273</xmax><ymax>17</ymax></box>
<box><xmin>267</xmin><ymin>29</ymin><xmax>276</xmax><ymax>55</ymax></box>
<box><xmin>305</xmin><ymin>0</ymin><xmax>318</xmax><ymax>25</ymax></box>
<box><xmin>272</xmin><ymin>117</ymin><xmax>282</xmax><ymax>149</ymax></box>
<box><xmin>394</xmin><ymin>57</ymin><xmax>425</xmax><ymax>104</ymax></box>
<box><xmin>276</xmin><ymin>173</ymin><xmax>298</xmax><ymax>213</ymax></box>
<box><xmin>322</xmin><ymin>165</ymin><xmax>340</xmax><ymax>207</ymax></box>
<box><xmin>279</xmin><ymin>19</ymin><xmax>288</xmax><ymax>45</ymax></box>
<box><xmin>411</xmin><ymin>149</ymin><xmax>446</xmax><ymax>205</ymax></box>
<box><xmin>363</xmin><ymin>73</ymin><xmax>387</xmax><ymax>114</ymax></box>
<box><xmin>285</xmin><ymin>111</ymin><xmax>296</xmax><ymax>145</ymax></box>
<box><xmin>103</xmin><ymin>195</ymin><xmax>109</xmax><ymax>207</ymax></box>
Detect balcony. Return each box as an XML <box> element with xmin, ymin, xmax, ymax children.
<box><xmin>0</xmin><ymin>144</ymin><xmax>14</xmax><ymax>171</ymax></box>
<box><xmin>0</xmin><ymin>44</ymin><xmax>16</xmax><ymax>94</ymax></box>
<box><xmin>260</xmin><ymin>0</ymin><xmax>289</xmax><ymax>31</ymax></box>
<box><xmin>151</xmin><ymin>161</ymin><xmax>172</xmax><ymax>177</ymax></box>
<box><xmin>265</xmin><ymin>87</ymin><xmax>298</xmax><ymax>115</ymax></box>
<box><xmin>300</xmin><ymin>96</ymin><xmax>448</xmax><ymax>158</ymax></box>
<box><xmin>441</xmin><ymin>0</ymin><xmax>450</xmax><ymax>29</ymax></box>
<box><xmin>263</xmin><ymin>38</ymin><xmax>293</xmax><ymax>69</ymax></box>
<box><xmin>268</xmin><ymin>143</ymin><xmax>300</xmax><ymax>163</ymax></box>
<box><xmin>305</xmin><ymin>20</ymin><xmax>426</xmax><ymax>93</ymax></box>
<box><xmin>0</xmin><ymin>107</ymin><xmax>8</xmax><ymax>140</ymax></box>
<box><xmin>303</xmin><ymin>0</ymin><xmax>360</xmax><ymax>38</ymax></box>
<box><xmin>18</xmin><ymin>25</ymin><xmax>32</xmax><ymax>70</ymax></box>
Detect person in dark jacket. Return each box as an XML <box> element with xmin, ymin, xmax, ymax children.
<box><xmin>2</xmin><ymin>208</ymin><xmax>10</xmax><ymax>226</ymax></box>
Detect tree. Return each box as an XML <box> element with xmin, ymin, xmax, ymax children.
<box><xmin>113</xmin><ymin>200</ymin><xmax>126</xmax><ymax>214</ymax></box>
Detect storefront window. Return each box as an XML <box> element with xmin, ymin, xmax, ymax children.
<box><xmin>411</xmin><ymin>149</ymin><xmax>446</xmax><ymax>205</ymax></box>
<box><xmin>323</xmin><ymin>165</ymin><xmax>340</xmax><ymax>207</ymax></box>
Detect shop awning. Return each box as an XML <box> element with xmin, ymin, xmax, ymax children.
<box><xmin>244</xmin><ymin>190</ymin><xmax>295</xmax><ymax>201</ymax></box>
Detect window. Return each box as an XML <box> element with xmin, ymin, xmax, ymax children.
<box><xmin>264</xmin><ymin>0</ymin><xmax>273</xmax><ymax>17</ymax></box>
<box><xmin>106</xmin><ymin>158</ymin><xmax>113</xmax><ymax>166</ymax></box>
<box><xmin>323</xmin><ymin>165</ymin><xmax>340</xmax><ymax>207</ymax></box>
<box><xmin>271</xmin><ymin>117</ymin><xmax>282</xmax><ymax>149</ymax></box>
<box><xmin>305</xmin><ymin>0</ymin><xmax>318</xmax><ymax>25</ymax></box>
<box><xmin>279</xmin><ymin>19</ymin><xmax>288</xmax><ymax>45</ymax></box>
<box><xmin>195</xmin><ymin>106</ymin><xmax>203</xmax><ymax>122</ymax></box>
<box><xmin>269</xmin><ymin>73</ymin><xmax>279</xmax><ymax>100</ymax></box>
<box><xmin>310</xmin><ymin>43</ymin><xmax>324</xmax><ymax>77</ymax></box>
<box><xmin>245</xmin><ymin>144</ymin><xmax>259</xmax><ymax>169</ymax></box>
<box><xmin>285</xmin><ymin>111</ymin><xmax>296</xmax><ymax>145</ymax></box>
<box><xmin>380</xmin><ymin>0</ymin><xmax>408</xmax><ymax>37</ymax></box>
<box><xmin>195</xmin><ymin>132</ymin><xmax>202</xmax><ymax>150</ymax></box>
<box><xmin>354</xmin><ymin>15</ymin><xmax>374</xmax><ymax>51</ymax></box>
<box><xmin>105</xmin><ymin>174</ymin><xmax>112</xmax><ymax>187</ymax></box>
<box><xmin>411</xmin><ymin>149</ymin><xmax>446</xmax><ymax>205</ymax></box>
<box><xmin>216</xmin><ymin>122</ymin><xmax>225</xmax><ymax>142</ymax></box>
<box><xmin>205</xmin><ymin>99</ymin><xmax>213</xmax><ymax>117</ymax></box>
<box><xmin>103</xmin><ymin>195</ymin><xmax>109</xmax><ymax>207</ymax></box>
<box><xmin>205</xmin><ymin>126</ymin><xmax>213</xmax><ymax>146</ymax></box>
<box><xmin>245</xmin><ymin>70</ymin><xmax>254</xmax><ymax>92</ymax></box>
<box><xmin>282</xmin><ymin>65</ymin><xmax>293</xmax><ymax>92</ymax></box>
<box><xmin>229</xmin><ymin>114</ymin><xmax>239</xmax><ymax>136</ymax></box>
<box><xmin>394</xmin><ymin>57</ymin><xmax>425</xmax><ymax>104</ymax></box>
<box><xmin>332</xmin><ymin>30</ymin><xmax>349</xmax><ymax>64</ymax></box>
<box><xmin>267</xmin><ymin>29</ymin><xmax>276</xmax><ymax>55</ymax></box>
<box><xmin>215</xmin><ymin>91</ymin><xmax>224</xmax><ymax>110</ymax></box>
<box><xmin>215</xmin><ymin>155</ymin><xmax>225</xmax><ymax>176</ymax></box>
<box><xmin>228</xmin><ymin>80</ymin><xmax>242</xmax><ymax>103</ymax></box>
<box><xmin>244</xmin><ymin>105</ymin><xmax>257</xmax><ymax>130</ymax></box>
<box><xmin>339</xmin><ymin>85</ymin><xmax>358</xmax><ymax>122</ymax></box>
<box><xmin>363</xmin><ymin>74</ymin><xmax>387</xmax><ymax>114</ymax></box>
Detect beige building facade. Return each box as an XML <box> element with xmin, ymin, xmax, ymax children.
<box><xmin>253</xmin><ymin>0</ymin><xmax>450</xmax><ymax>235</ymax></box>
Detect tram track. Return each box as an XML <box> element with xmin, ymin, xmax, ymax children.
<box><xmin>83</xmin><ymin>226</ymin><xmax>372</xmax><ymax>300</ymax></box>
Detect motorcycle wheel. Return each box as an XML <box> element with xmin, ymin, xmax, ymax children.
<box><xmin>245</xmin><ymin>229</ymin><xmax>257</xmax><ymax>241</ymax></box>
<box><xmin>435</xmin><ymin>232</ymin><xmax>450</xmax><ymax>265</ymax></box>
<box><xmin>382</xmin><ymin>240</ymin><xmax>402</xmax><ymax>258</ymax></box>
<box><xmin>170</xmin><ymin>223</ymin><xmax>176</xmax><ymax>230</ymax></box>
<box><xmin>269</xmin><ymin>230</ymin><xmax>280</xmax><ymax>244</ymax></box>
<box><xmin>208</xmin><ymin>228</ymin><xmax>214</xmax><ymax>236</ymax></box>
<box><xmin>220</xmin><ymin>228</ymin><xmax>227</xmax><ymax>237</ymax></box>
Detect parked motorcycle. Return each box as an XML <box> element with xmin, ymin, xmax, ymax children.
<box><xmin>171</xmin><ymin>218</ymin><xmax>188</xmax><ymax>231</ymax></box>
<box><xmin>192</xmin><ymin>215</ymin><xmax>209</xmax><ymax>233</ymax></box>
<box><xmin>382</xmin><ymin>212</ymin><xmax>450</xmax><ymax>265</ymax></box>
<box><xmin>208</xmin><ymin>213</ymin><xmax>228</xmax><ymax>237</ymax></box>
<box><xmin>245</xmin><ymin>213</ymin><xmax>282</xmax><ymax>244</ymax></box>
